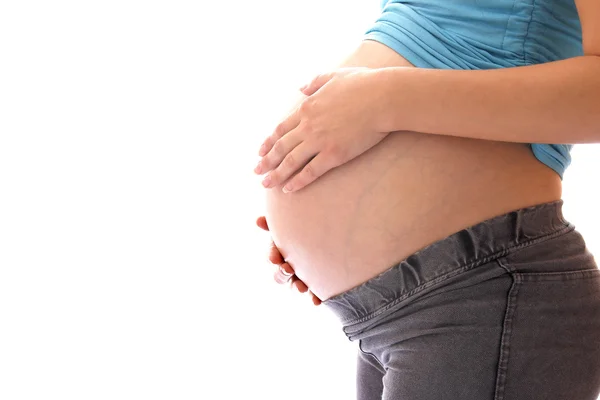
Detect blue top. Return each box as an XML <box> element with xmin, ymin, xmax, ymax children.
<box><xmin>366</xmin><ymin>0</ymin><xmax>583</xmax><ymax>179</ymax></box>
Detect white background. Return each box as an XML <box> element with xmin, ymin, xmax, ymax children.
<box><xmin>0</xmin><ymin>1</ymin><xmax>598</xmax><ymax>399</ymax></box>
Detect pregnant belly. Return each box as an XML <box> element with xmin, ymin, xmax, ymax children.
<box><xmin>263</xmin><ymin>41</ymin><xmax>562</xmax><ymax>301</ymax></box>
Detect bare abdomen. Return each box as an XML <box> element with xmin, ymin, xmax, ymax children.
<box><xmin>263</xmin><ymin>41</ymin><xmax>561</xmax><ymax>301</ymax></box>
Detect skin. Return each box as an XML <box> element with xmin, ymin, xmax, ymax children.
<box><xmin>256</xmin><ymin>0</ymin><xmax>600</xmax><ymax>194</ymax></box>
<box><xmin>255</xmin><ymin>0</ymin><xmax>599</xmax><ymax>304</ymax></box>
<box><xmin>256</xmin><ymin>215</ymin><xmax>321</xmax><ymax>306</ymax></box>
<box><xmin>255</xmin><ymin>40</ymin><xmax>559</xmax><ymax>303</ymax></box>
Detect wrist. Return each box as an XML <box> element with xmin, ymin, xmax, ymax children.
<box><xmin>370</xmin><ymin>67</ymin><xmax>409</xmax><ymax>133</ymax></box>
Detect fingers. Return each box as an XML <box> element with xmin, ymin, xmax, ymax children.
<box><xmin>310</xmin><ymin>292</ymin><xmax>322</xmax><ymax>306</ymax></box>
<box><xmin>282</xmin><ymin>152</ymin><xmax>331</xmax><ymax>193</ymax></box>
<box><xmin>300</xmin><ymin>72</ymin><xmax>334</xmax><ymax>96</ymax></box>
<box><xmin>272</xmin><ymin>262</ymin><xmax>309</xmax><ymax>296</ymax></box>
<box><xmin>257</xmin><ymin>108</ymin><xmax>301</xmax><ymax>158</ymax></box>
<box><xmin>258</xmin><ymin>218</ymin><xmax>290</xmax><ymax>279</ymax></box>
<box><xmin>269</xmin><ymin>241</ymin><xmax>285</xmax><ymax>265</ymax></box>
<box><xmin>256</xmin><ymin>216</ymin><xmax>269</xmax><ymax>231</ymax></box>
<box><xmin>264</xmin><ymin>141</ymin><xmax>318</xmax><ymax>189</ymax></box>
<box><xmin>273</xmin><ymin>262</ymin><xmax>294</xmax><ymax>284</ymax></box>
<box><xmin>274</xmin><ymin>263</ymin><xmax>321</xmax><ymax>305</ymax></box>
<box><xmin>291</xmin><ymin>275</ymin><xmax>309</xmax><ymax>293</ymax></box>
<box><xmin>264</xmin><ymin>238</ymin><xmax>317</xmax><ymax>305</ymax></box>
<box><xmin>255</xmin><ymin>127</ymin><xmax>305</xmax><ymax>187</ymax></box>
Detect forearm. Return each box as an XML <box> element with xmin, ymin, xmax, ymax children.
<box><xmin>378</xmin><ymin>56</ymin><xmax>600</xmax><ymax>144</ymax></box>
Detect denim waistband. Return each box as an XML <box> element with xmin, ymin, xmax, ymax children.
<box><xmin>322</xmin><ymin>200</ymin><xmax>573</xmax><ymax>327</ymax></box>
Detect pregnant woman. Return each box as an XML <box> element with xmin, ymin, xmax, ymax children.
<box><xmin>255</xmin><ymin>1</ymin><xmax>600</xmax><ymax>399</ymax></box>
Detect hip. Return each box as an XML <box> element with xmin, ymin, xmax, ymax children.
<box><xmin>335</xmin><ymin>200</ymin><xmax>600</xmax><ymax>400</ymax></box>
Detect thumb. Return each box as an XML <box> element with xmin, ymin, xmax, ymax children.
<box><xmin>300</xmin><ymin>72</ymin><xmax>334</xmax><ymax>96</ymax></box>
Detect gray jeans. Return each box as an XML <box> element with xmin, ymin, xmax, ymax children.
<box><xmin>323</xmin><ymin>200</ymin><xmax>600</xmax><ymax>400</ymax></box>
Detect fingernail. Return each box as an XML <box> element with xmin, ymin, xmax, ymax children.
<box><xmin>254</xmin><ymin>162</ymin><xmax>262</xmax><ymax>174</ymax></box>
<box><xmin>282</xmin><ymin>184</ymin><xmax>292</xmax><ymax>193</ymax></box>
<box><xmin>262</xmin><ymin>174</ymin><xmax>271</xmax><ymax>188</ymax></box>
<box><xmin>280</xmin><ymin>266</ymin><xmax>293</xmax><ymax>277</ymax></box>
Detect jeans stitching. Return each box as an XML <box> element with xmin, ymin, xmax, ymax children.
<box><xmin>342</xmin><ymin>223</ymin><xmax>574</xmax><ymax>328</ymax></box>
<box><xmin>343</xmin><ymin>252</ymin><xmax>508</xmax><ymax>330</ymax></box>
<box><xmin>494</xmin><ymin>262</ymin><xmax>520</xmax><ymax>400</ymax></box>
<box><xmin>358</xmin><ymin>339</ymin><xmax>385</xmax><ymax>370</ymax></box>
<box><xmin>517</xmin><ymin>268</ymin><xmax>600</xmax><ymax>281</ymax></box>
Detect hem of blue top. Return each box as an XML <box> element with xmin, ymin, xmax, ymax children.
<box><xmin>363</xmin><ymin>32</ymin><xmax>435</xmax><ymax>69</ymax></box>
<box><xmin>530</xmin><ymin>144</ymin><xmax>567</xmax><ymax>180</ymax></box>
<box><xmin>362</xmin><ymin>33</ymin><xmax>569</xmax><ymax>181</ymax></box>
